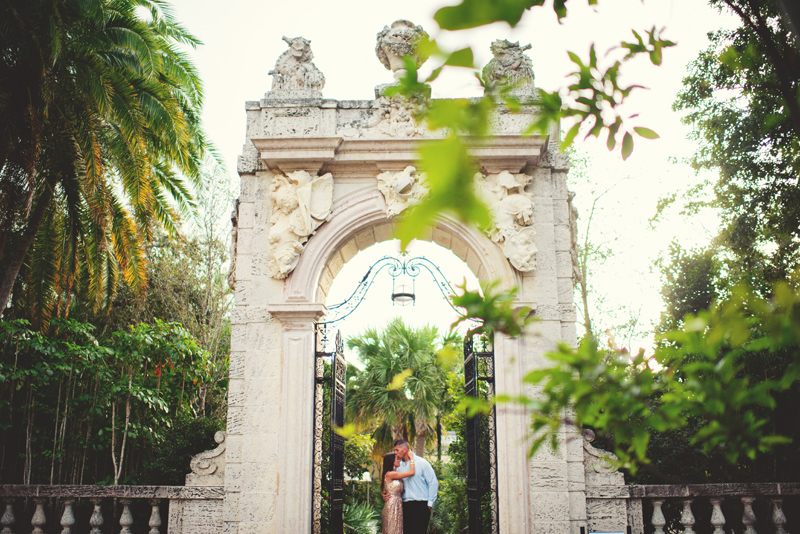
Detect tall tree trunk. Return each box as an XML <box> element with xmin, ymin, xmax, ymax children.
<box><xmin>112</xmin><ymin>372</ymin><xmax>133</xmax><ymax>485</ymax></box>
<box><xmin>23</xmin><ymin>385</ymin><xmax>34</xmax><ymax>484</ymax></box>
<box><xmin>49</xmin><ymin>376</ymin><xmax>63</xmax><ymax>484</ymax></box>
<box><xmin>0</xmin><ymin>184</ymin><xmax>54</xmax><ymax>315</ymax></box>
<box><xmin>414</xmin><ymin>430</ymin><xmax>427</xmax><ymax>457</ymax></box>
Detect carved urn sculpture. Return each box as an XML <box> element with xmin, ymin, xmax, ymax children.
<box><xmin>375</xmin><ymin>20</ymin><xmax>429</xmax><ymax>82</ymax></box>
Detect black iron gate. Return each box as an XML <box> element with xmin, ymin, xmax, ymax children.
<box><xmin>464</xmin><ymin>334</ymin><xmax>499</xmax><ymax>534</ymax></box>
<box><xmin>313</xmin><ymin>326</ymin><xmax>346</xmax><ymax>534</ymax></box>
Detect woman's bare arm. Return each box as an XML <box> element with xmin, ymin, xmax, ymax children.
<box><xmin>385</xmin><ymin>453</ymin><xmax>416</xmax><ymax>480</ymax></box>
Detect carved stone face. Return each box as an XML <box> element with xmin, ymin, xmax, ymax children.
<box><xmin>502</xmin><ymin>194</ymin><xmax>534</xmax><ymax>226</ymax></box>
<box><xmin>275</xmin><ymin>185</ymin><xmax>299</xmax><ymax>214</ymax></box>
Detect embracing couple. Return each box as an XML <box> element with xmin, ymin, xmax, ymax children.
<box><xmin>380</xmin><ymin>439</ymin><xmax>439</xmax><ymax>534</ymax></box>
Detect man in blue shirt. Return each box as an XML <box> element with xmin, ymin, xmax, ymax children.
<box><xmin>393</xmin><ymin>439</ymin><xmax>438</xmax><ymax>533</ymax></box>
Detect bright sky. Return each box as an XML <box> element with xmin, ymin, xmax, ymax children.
<box><xmin>169</xmin><ymin>0</ymin><xmax>739</xmax><ymax>353</ymax></box>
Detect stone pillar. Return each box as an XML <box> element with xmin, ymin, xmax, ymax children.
<box><xmin>269</xmin><ymin>304</ymin><xmax>325</xmax><ymax>534</ymax></box>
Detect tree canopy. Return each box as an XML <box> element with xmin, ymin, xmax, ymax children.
<box><xmin>0</xmin><ymin>0</ymin><xmax>209</xmax><ymax>327</ymax></box>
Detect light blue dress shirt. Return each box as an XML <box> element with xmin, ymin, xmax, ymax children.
<box><xmin>397</xmin><ymin>455</ymin><xmax>439</xmax><ymax>507</ymax></box>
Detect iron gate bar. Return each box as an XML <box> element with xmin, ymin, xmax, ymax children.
<box><xmin>464</xmin><ymin>334</ymin><xmax>499</xmax><ymax>534</ymax></box>
<box><xmin>312</xmin><ymin>326</ymin><xmax>346</xmax><ymax>534</ymax></box>
<box><xmin>330</xmin><ymin>332</ymin><xmax>346</xmax><ymax>534</ymax></box>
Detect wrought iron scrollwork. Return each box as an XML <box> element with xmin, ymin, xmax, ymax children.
<box><xmin>319</xmin><ymin>256</ymin><xmax>466</xmax><ymax>325</ymax></box>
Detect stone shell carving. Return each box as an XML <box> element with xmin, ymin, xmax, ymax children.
<box><xmin>377</xmin><ymin>166</ymin><xmax>429</xmax><ymax>217</ymax></box>
<box><xmin>268</xmin><ymin>171</ymin><xmax>333</xmax><ymax>279</ymax></box>
<box><xmin>483</xmin><ymin>39</ymin><xmax>536</xmax><ymax>97</ymax></box>
<box><xmin>268</xmin><ymin>36</ymin><xmax>325</xmax><ymax>98</ymax></box>
<box><xmin>476</xmin><ymin>171</ymin><xmax>537</xmax><ymax>272</ymax></box>
<box><xmin>376</xmin><ymin>20</ymin><xmax>430</xmax><ymax>80</ymax></box>
<box><xmin>186</xmin><ymin>431</ymin><xmax>226</xmax><ymax>487</ymax></box>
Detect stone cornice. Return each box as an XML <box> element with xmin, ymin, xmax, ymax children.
<box><xmin>266</xmin><ymin>302</ymin><xmax>327</xmax><ymax>325</ymax></box>
<box><xmin>249</xmin><ymin>134</ymin><xmax>548</xmax><ymax>175</ymax></box>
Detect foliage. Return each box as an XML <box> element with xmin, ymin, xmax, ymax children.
<box><xmin>670</xmin><ymin>0</ymin><xmax>800</xmax><ymax>295</ymax></box>
<box><xmin>513</xmin><ymin>282</ymin><xmax>800</xmax><ymax>472</ymax></box>
<box><xmin>343</xmin><ymin>502</ymin><xmax>380</xmax><ymax>534</ymax></box>
<box><xmin>0</xmin><ymin>0</ymin><xmax>208</xmax><ymax>326</ymax></box>
<box><xmin>451</xmin><ymin>281</ymin><xmax>535</xmax><ymax>338</ymax></box>
<box><xmin>143</xmin><ymin>415</ymin><xmax>222</xmax><ymax>485</ymax></box>
<box><xmin>346</xmin><ymin>319</ymin><xmax>455</xmax><ymax>457</ymax></box>
<box><xmin>0</xmin><ymin>318</ymin><xmax>219</xmax><ymax>484</ymax></box>
<box><xmin>656</xmin><ymin>243</ymin><xmax>720</xmax><ymax>334</ymax></box>
<box><xmin>386</xmin><ymin>0</ymin><xmax>672</xmax><ymax>248</ymax></box>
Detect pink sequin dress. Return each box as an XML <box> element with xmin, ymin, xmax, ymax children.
<box><xmin>382</xmin><ymin>477</ymin><xmax>404</xmax><ymax>534</ymax></box>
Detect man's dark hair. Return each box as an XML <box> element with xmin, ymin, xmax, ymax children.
<box><xmin>394</xmin><ymin>439</ymin><xmax>410</xmax><ymax>449</ymax></box>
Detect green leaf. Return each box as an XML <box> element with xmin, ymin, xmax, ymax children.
<box><xmin>633</xmin><ymin>126</ymin><xmax>659</xmax><ymax>139</ymax></box>
<box><xmin>387</xmin><ymin>369</ymin><xmax>413</xmax><ymax>390</ymax></box>
<box><xmin>444</xmin><ymin>47</ymin><xmax>475</xmax><ymax>68</ymax></box>
<box><xmin>621</xmin><ymin>131</ymin><xmax>634</xmax><ymax>159</ymax></box>
<box><xmin>434</xmin><ymin>0</ymin><xmax>533</xmax><ymax>30</ymax></box>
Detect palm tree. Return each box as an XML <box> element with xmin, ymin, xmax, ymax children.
<box><xmin>347</xmin><ymin>319</ymin><xmax>452</xmax><ymax>457</ymax></box>
<box><xmin>0</xmin><ymin>0</ymin><xmax>207</xmax><ymax>326</ymax></box>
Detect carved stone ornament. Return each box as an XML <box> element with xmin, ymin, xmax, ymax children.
<box><xmin>369</xmin><ymin>95</ymin><xmax>428</xmax><ymax>137</ymax></box>
<box><xmin>568</xmin><ymin>191</ymin><xmax>581</xmax><ymax>286</ymax></box>
<box><xmin>186</xmin><ymin>431</ymin><xmax>226</xmax><ymax>486</ymax></box>
<box><xmin>582</xmin><ymin>428</ymin><xmax>626</xmax><ymax>486</ymax></box>
<box><xmin>475</xmin><ymin>171</ymin><xmax>537</xmax><ymax>272</ymax></box>
<box><xmin>482</xmin><ymin>39</ymin><xmax>535</xmax><ymax>97</ymax></box>
<box><xmin>268</xmin><ymin>36</ymin><xmax>325</xmax><ymax>98</ymax></box>
<box><xmin>376</xmin><ymin>20</ymin><xmax>430</xmax><ymax>82</ymax></box>
<box><xmin>540</xmin><ymin>136</ymin><xmax>570</xmax><ymax>171</ymax></box>
<box><xmin>268</xmin><ymin>170</ymin><xmax>333</xmax><ymax>279</ymax></box>
<box><xmin>377</xmin><ymin>166</ymin><xmax>429</xmax><ymax>217</ymax></box>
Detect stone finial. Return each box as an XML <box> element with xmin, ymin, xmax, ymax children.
<box><xmin>267</xmin><ymin>171</ymin><xmax>333</xmax><ymax>279</ymax></box>
<box><xmin>376</xmin><ymin>166</ymin><xmax>428</xmax><ymax>217</ymax></box>
<box><xmin>186</xmin><ymin>431</ymin><xmax>227</xmax><ymax>486</ymax></box>
<box><xmin>482</xmin><ymin>39</ymin><xmax>535</xmax><ymax>97</ymax></box>
<box><xmin>268</xmin><ymin>36</ymin><xmax>325</xmax><ymax>99</ymax></box>
<box><xmin>376</xmin><ymin>20</ymin><xmax>430</xmax><ymax>81</ymax></box>
<box><xmin>475</xmin><ymin>171</ymin><xmax>537</xmax><ymax>272</ymax></box>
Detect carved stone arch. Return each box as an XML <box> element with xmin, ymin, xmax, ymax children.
<box><xmin>284</xmin><ymin>189</ymin><xmax>518</xmax><ymax>306</ymax></box>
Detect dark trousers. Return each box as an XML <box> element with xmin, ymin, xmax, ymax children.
<box><xmin>402</xmin><ymin>500</ymin><xmax>431</xmax><ymax>534</ymax></box>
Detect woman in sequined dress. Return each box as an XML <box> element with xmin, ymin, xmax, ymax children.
<box><xmin>380</xmin><ymin>451</ymin><xmax>415</xmax><ymax>534</ymax></box>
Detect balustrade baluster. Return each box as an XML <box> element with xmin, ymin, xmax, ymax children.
<box><xmin>60</xmin><ymin>498</ymin><xmax>76</xmax><ymax>534</ymax></box>
<box><xmin>710</xmin><ymin>497</ymin><xmax>725</xmax><ymax>534</ymax></box>
<box><xmin>742</xmin><ymin>496</ymin><xmax>758</xmax><ymax>534</ymax></box>
<box><xmin>1</xmin><ymin>500</ymin><xmax>14</xmax><ymax>534</ymax></box>
<box><xmin>30</xmin><ymin>498</ymin><xmax>46</xmax><ymax>534</ymax></box>
<box><xmin>148</xmin><ymin>500</ymin><xmax>162</xmax><ymax>534</ymax></box>
<box><xmin>89</xmin><ymin>499</ymin><xmax>103</xmax><ymax>534</ymax></box>
<box><xmin>772</xmin><ymin>499</ymin><xmax>787</xmax><ymax>534</ymax></box>
<box><xmin>651</xmin><ymin>500</ymin><xmax>666</xmax><ymax>534</ymax></box>
<box><xmin>119</xmin><ymin>499</ymin><xmax>133</xmax><ymax>534</ymax></box>
<box><xmin>680</xmin><ymin>499</ymin><xmax>696</xmax><ymax>534</ymax></box>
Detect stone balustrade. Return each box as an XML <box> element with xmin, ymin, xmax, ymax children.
<box><xmin>0</xmin><ymin>485</ymin><xmax>223</xmax><ymax>534</ymax></box>
<box><xmin>596</xmin><ymin>483</ymin><xmax>800</xmax><ymax>534</ymax></box>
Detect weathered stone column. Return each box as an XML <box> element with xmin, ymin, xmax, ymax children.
<box><xmin>269</xmin><ymin>304</ymin><xmax>325</xmax><ymax>533</ymax></box>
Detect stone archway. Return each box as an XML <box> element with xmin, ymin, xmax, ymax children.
<box><xmin>223</xmin><ymin>21</ymin><xmax>591</xmax><ymax>534</ymax></box>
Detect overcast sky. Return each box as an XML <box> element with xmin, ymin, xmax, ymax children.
<box><xmin>168</xmin><ymin>0</ymin><xmax>739</xmax><ymax>354</ymax></box>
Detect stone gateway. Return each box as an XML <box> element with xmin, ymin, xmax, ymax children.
<box><xmin>212</xmin><ymin>20</ymin><xmax>628</xmax><ymax>534</ymax></box>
